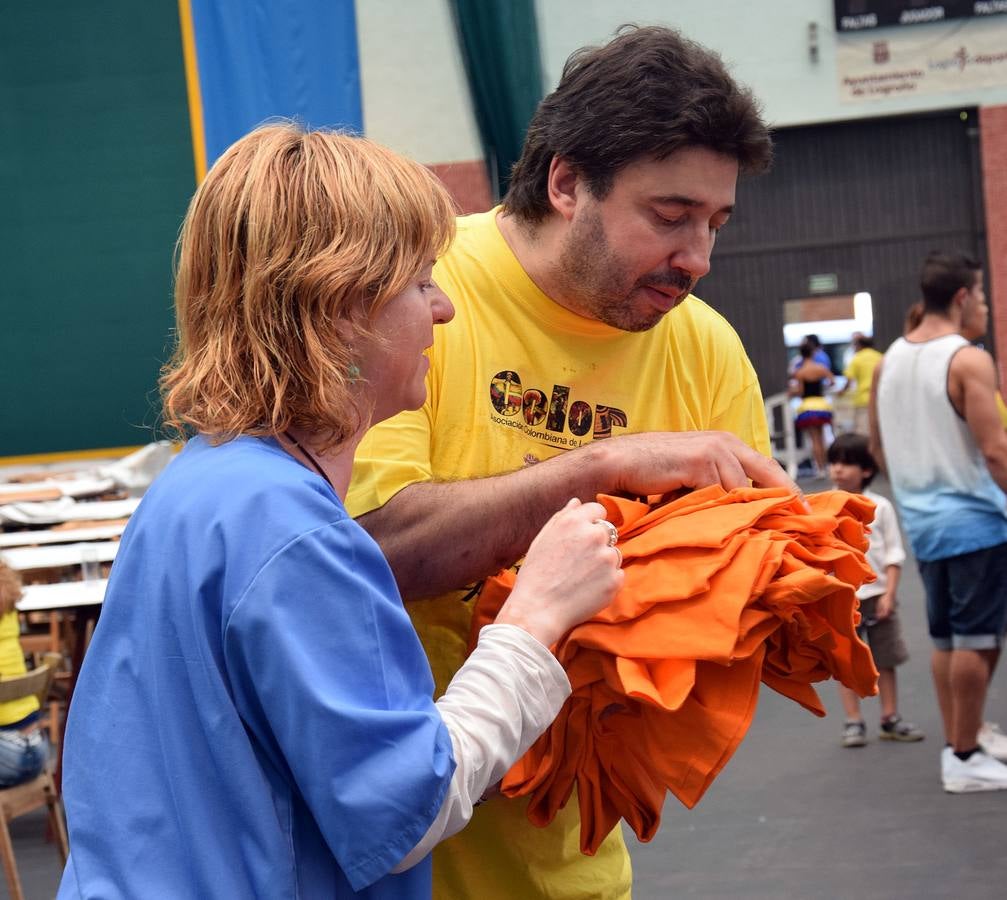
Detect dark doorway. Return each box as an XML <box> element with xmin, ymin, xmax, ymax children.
<box><xmin>696</xmin><ymin>109</ymin><xmax>988</xmax><ymax>396</ymax></box>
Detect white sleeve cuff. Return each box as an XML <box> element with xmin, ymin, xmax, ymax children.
<box><xmin>391</xmin><ymin>623</ymin><xmax>570</xmax><ymax>872</ymax></box>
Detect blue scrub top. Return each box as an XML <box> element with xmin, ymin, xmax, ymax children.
<box><xmin>57</xmin><ymin>436</ymin><xmax>454</xmax><ymax>898</ymax></box>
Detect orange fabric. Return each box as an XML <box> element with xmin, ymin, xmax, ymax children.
<box><xmin>468</xmin><ymin>486</ymin><xmax>879</xmax><ymax>854</ymax></box>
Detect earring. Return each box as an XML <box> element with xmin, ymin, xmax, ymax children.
<box><xmin>347</xmin><ymin>363</ymin><xmax>360</xmax><ymax>384</ymax></box>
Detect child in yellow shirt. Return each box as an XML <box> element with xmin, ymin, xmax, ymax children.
<box><xmin>0</xmin><ymin>563</ymin><xmax>47</xmax><ymax>785</ymax></box>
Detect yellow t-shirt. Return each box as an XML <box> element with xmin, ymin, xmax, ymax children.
<box><xmin>843</xmin><ymin>347</ymin><xmax>883</xmax><ymax>408</ymax></box>
<box><xmin>997</xmin><ymin>392</ymin><xmax>1007</xmax><ymax>428</ymax></box>
<box><xmin>348</xmin><ymin>209</ymin><xmax>770</xmax><ymax>900</ymax></box>
<box><xmin>0</xmin><ymin>610</ymin><xmax>39</xmax><ymax>727</ymax></box>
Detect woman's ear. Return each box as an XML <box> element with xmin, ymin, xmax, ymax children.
<box><xmin>334</xmin><ymin>317</ymin><xmax>357</xmax><ymax>345</ymax></box>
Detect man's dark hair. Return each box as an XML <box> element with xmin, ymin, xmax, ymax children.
<box><xmin>804</xmin><ymin>334</ymin><xmax>822</xmax><ymax>349</ymax></box>
<box><xmin>503</xmin><ymin>25</ymin><xmax>772</xmax><ymax>224</ymax></box>
<box><xmin>853</xmin><ymin>334</ymin><xmax>874</xmax><ymax>350</ymax></box>
<box><xmin>827</xmin><ymin>433</ymin><xmax>877</xmax><ymax>487</ymax></box>
<box><xmin>920</xmin><ymin>251</ymin><xmax>981</xmax><ymax>314</ymax></box>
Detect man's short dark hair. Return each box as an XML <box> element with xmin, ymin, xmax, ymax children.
<box><xmin>853</xmin><ymin>334</ymin><xmax>874</xmax><ymax>350</ymax></box>
<box><xmin>827</xmin><ymin>433</ymin><xmax>877</xmax><ymax>487</ymax></box>
<box><xmin>920</xmin><ymin>251</ymin><xmax>981</xmax><ymax>314</ymax></box>
<box><xmin>503</xmin><ymin>25</ymin><xmax>772</xmax><ymax>224</ymax></box>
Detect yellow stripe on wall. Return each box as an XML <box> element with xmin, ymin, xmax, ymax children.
<box><xmin>178</xmin><ymin>0</ymin><xmax>208</xmax><ymax>183</ymax></box>
<box><xmin>0</xmin><ymin>445</ymin><xmax>149</xmax><ymax>467</ymax></box>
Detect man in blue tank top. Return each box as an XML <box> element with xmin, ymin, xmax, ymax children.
<box><xmin>873</xmin><ymin>250</ymin><xmax>1007</xmax><ymax>793</ymax></box>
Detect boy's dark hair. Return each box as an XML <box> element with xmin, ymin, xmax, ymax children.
<box><xmin>502</xmin><ymin>25</ymin><xmax>772</xmax><ymax>224</ymax></box>
<box><xmin>920</xmin><ymin>250</ymin><xmax>981</xmax><ymax>314</ymax></box>
<box><xmin>827</xmin><ymin>433</ymin><xmax>877</xmax><ymax>487</ymax></box>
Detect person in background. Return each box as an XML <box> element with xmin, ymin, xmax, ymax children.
<box><xmin>826</xmin><ymin>434</ymin><xmax>923</xmax><ymax>748</ymax></box>
<box><xmin>839</xmin><ymin>333</ymin><xmax>882</xmax><ymax>435</ymax></box>
<box><xmin>0</xmin><ymin>563</ymin><xmax>48</xmax><ymax>788</ymax></box>
<box><xmin>789</xmin><ymin>342</ymin><xmax>833</xmax><ymax>477</ymax></box>
<box><xmin>873</xmin><ymin>250</ymin><xmax>1007</xmax><ymax>792</ymax></box>
<box><xmin>56</xmin><ymin>124</ymin><xmax>624</xmax><ymax>899</ymax></box>
<box><xmin>347</xmin><ymin>24</ymin><xmax>796</xmax><ymax>900</ymax></box>
<box><xmin>790</xmin><ymin>333</ymin><xmax>832</xmax><ymax>375</ymax></box>
<box><xmin>906</xmin><ymin>295</ymin><xmax>1007</xmax><ymax>427</ymax></box>
<box><xmin>903</xmin><ymin>300</ymin><xmax>924</xmax><ymax>335</ymax></box>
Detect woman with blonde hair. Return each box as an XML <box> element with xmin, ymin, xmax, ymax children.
<box><xmin>57</xmin><ymin>125</ymin><xmax>622</xmax><ymax>899</ymax></box>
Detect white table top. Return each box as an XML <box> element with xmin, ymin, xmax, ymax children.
<box><xmin>17</xmin><ymin>579</ymin><xmax>108</xmax><ymax>612</ymax></box>
<box><xmin>0</xmin><ymin>496</ymin><xmax>140</xmax><ymax>526</ymax></box>
<box><xmin>0</xmin><ymin>522</ymin><xmax>127</xmax><ymax>549</ymax></box>
<box><xmin>1</xmin><ymin>541</ymin><xmax>119</xmax><ymax>572</ymax></box>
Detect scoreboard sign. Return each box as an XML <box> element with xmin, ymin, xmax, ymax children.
<box><xmin>835</xmin><ymin>1</ymin><xmax>1007</xmax><ymax>31</ymax></box>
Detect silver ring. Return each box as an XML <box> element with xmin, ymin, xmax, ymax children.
<box><xmin>613</xmin><ymin>546</ymin><xmax>623</xmax><ymax>568</ymax></box>
<box><xmin>596</xmin><ymin>519</ymin><xmax>618</xmax><ymax>547</ymax></box>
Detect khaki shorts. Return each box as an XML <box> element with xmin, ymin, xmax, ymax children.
<box><xmin>857</xmin><ymin>595</ymin><xmax>909</xmax><ymax>669</ymax></box>
<box><xmin>852</xmin><ymin>405</ymin><xmax>870</xmax><ymax>436</ymax></box>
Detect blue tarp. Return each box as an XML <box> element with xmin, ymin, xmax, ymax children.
<box><xmin>189</xmin><ymin>0</ymin><xmax>363</xmax><ymax>168</ymax></box>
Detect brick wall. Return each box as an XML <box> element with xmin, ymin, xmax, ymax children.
<box><xmin>428</xmin><ymin>159</ymin><xmax>494</xmax><ymax>215</ymax></box>
<box><xmin>980</xmin><ymin>104</ymin><xmax>1007</xmax><ymax>384</ymax></box>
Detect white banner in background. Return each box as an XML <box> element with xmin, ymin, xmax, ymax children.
<box><xmin>838</xmin><ymin>18</ymin><xmax>1007</xmax><ymax>103</ymax></box>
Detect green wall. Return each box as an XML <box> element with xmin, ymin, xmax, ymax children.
<box><xmin>1</xmin><ymin>2</ymin><xmax>195</xmax><ymax>455</ymax></box>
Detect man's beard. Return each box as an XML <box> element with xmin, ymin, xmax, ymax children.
<box><xmin>554</xmin><ymin>207</ymin><xmax>694</xmax><ymax>333</ymax></box>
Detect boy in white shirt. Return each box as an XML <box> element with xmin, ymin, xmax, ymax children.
<box><xmin>828</xmin><ymin>433</ymin><xmax>925</xmax><ymax>747</ymax></box>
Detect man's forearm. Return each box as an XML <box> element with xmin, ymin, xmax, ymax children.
<box><xmin>355</xmin><ymin>430</ymin><xmax>794</xmax><ymax>601</ymax></box>
<box><xmin>356</xmin><ymin>445</ymin><xmax>612</xmax><ymax>600</ymax></box>
<box><xmin>981</xmin><ymin>445</ymin><xmax>1007</xmax><ymax>496</ymax></box>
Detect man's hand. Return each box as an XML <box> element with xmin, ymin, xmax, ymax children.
<box><xmin>593</xmin><ymin>430</ymin><xmax>794</xmax><ymax>498</ymax></box>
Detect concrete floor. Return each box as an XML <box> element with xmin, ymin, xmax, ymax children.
<box><xmin>2</xmin><ymin>808</ymin><xmax>64</xmax><ymax>899</ymax></box>
<box><xmin>629</xmin><ymin>475</ymin><xmax>1007</xmax><ymax>899</ymax></box>
<box><xmin>7</xmin><ymin>476</ymin><xmax>1007</xmax><ymax>899</ymax></box>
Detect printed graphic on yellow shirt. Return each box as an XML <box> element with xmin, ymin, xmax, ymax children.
<box><xmin>489</xmin><ymin>370</ymin><xmax>628</xmax><ymax>447</ymax></box>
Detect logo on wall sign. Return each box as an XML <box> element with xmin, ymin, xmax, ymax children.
<box><xmin>489</xmin><ymin>370</ymin><xmax>628</xmax><ymax>447</ymax></box>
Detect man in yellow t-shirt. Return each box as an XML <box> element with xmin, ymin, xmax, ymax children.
<box><xmin>347</xmin><ymin>25</ymin><xmax>795</xmax><ymax>900</ymax></box>
<box><xmin>841</xmin><ymin>333</ymin><xmax>883</xmax><ymax>434</ymax></box>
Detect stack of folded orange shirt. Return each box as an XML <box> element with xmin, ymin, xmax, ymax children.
<box><xmin>468</xmin><ymin>486</ymin><xmax>879</xmax><ymax>854</ymax></box>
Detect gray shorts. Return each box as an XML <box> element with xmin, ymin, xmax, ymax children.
<box><xmin>857</xmin><ymin>595</ymin><xmax>909</xmax><ymax>670</ymax></box>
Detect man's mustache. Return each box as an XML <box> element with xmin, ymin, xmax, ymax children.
<box><xmin>637</xmin><ymin>270</ymin><xmax>693</xmax><ymax>292</ymax></box>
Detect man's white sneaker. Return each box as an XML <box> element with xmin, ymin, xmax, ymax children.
<box><xmin>977</xmin><ymin>722</ymin><xmax>1007</xmax><ymax>762</ymax></box>
<box><xmin>942</xmin><ymin>749</ymin><xmax>1007</xmax><ymax>793</ymax></box>
<box><xmin>941</xmin><ymin>745</ymin><xmax>954</xmax><ymax>777</ymax></box>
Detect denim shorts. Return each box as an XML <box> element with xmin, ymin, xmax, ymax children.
<box><xmin>918</xmin><ymin>541</ymin><xmax>1007</xmax><ymax>650</ymax></box>
<box><xmin>0</xmin><ymin>726</ymin><xmax>47</xmax><ymax>787</ymax></box>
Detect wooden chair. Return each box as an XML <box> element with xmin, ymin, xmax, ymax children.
<box><xmin>0</xmin><ymin>653</ymin><xmax>69</xmax><ymax>900</ymax></box>
<box><xmin>17</xmin><ymin>617</ymin><xmax>68</xmax><ymax>744</ymax></box>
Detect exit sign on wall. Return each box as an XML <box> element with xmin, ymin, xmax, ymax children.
<box><xmin>808</xmin><ymin>273</ymin><xmax>839</xmax><ymax>294</ymax></box>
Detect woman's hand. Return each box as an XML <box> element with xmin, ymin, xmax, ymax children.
<box><xmin>494</xmin><ymin>498</ymin><xmax>624</xmax><ymax>648</ymax></box>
